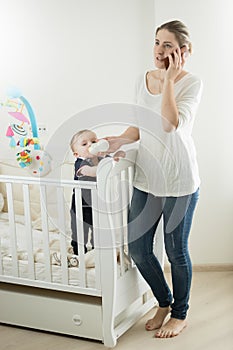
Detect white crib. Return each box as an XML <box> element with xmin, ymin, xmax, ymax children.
<box><xmin>0</xmin><ymin>150</ymin><xmax>164</xmax><ymax>347</ymax></box>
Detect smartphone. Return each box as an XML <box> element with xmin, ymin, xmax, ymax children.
<box><xmin>164</xmin><ymin>52</ymin><xmax>175</xmax><ymax>70</ymax></box>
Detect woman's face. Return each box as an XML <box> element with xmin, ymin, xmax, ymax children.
<box><xmin>154</xmin><ymin>29</ymin><xmax>180</xmax><ymax>69</ymax></box>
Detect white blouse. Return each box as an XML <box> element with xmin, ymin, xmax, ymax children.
<box><xmin>133</xmin><ymin>71</ymin><xmax>203</xmax><ymax>197</ymax></box>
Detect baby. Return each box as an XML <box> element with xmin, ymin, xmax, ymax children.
<box><xmin>70</xmin><ymin>129</ymin><xmax>125</xmax><ymax>255</ymax></box>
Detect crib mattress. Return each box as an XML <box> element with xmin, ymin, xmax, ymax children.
<box><xmin>1</xmin><ymin>257</ymin><xmax>96</xmax><ymax>287</ymax></box>
<box><xmin>0</xmin><ymin>213</ymin><xmax>96</xmax><ymax>288</ymax></box>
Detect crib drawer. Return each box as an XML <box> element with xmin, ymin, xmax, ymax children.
<box><xmin>0</xmin><ymin>283</ymin><xmax>103</xmax><ymax>342</ymax></box>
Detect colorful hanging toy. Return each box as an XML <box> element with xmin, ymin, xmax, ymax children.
<box><xmin>1</xmin><ymin>87</ymin><xmax>51</xmax><ymax>177</ymax></box>
<box><xmin>16</xmin><ymin>149</ymin><xmax>32</xmax><ymax>168</ymax></box>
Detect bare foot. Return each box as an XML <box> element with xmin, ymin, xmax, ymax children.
<box><xmin>155</xmin><ymin>317</ymin><xmax>187</xmax><ymax>338</ymax></box>
<box><xmin>145</xmin><ymin>306</ymin><xmax>170</xmax><ymax>331</ymax></box>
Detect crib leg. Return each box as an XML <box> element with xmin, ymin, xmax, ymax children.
<box><xmin>103</xmin><ymin>335</ymin><xmax>117</xmax><ymax>348</ymax></box>
<box><xmin>101</xmin><ymin>251</ymin><xmax>117</xmax><ymax>348</ymax></box>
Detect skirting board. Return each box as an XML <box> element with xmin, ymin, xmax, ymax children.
<box><xmin>164</xmin><ymin>264</ymin><xmax>233</xmax><ymax>272</ymax></box>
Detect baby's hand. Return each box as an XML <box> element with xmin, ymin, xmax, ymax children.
<box><xmin>113</xmin><ymin>150</ymin><xmax>126</xmax><ymax>162</ymax></box>
<box><xmin>78</xmin><ymin>165</ymin><xmax>97</xmax><ymax>177</ymax></box>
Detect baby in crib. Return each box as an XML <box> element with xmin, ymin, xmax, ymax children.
<box><xmin>70</xmin><ymin>129</ymin><xmax>125</xmax><ymax>255</ymax></box>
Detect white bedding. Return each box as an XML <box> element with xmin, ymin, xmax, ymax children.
<box><xmin>0</xmin><ymin>212</ymin><xmax>96</xmax><ymax>288</ymax></box>
<box><xmin>1</xmin><ymin>258</ymin><xmax>96</xmax><ymax>287</ymax></box>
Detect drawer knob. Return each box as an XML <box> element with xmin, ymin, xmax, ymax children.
<box><xmin>72</xmin><ymin>315</ymin><xmax>82</xmax><ymax>326</ymax></box>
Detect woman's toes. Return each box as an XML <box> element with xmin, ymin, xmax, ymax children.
<box><xmin>154</xmin><ymin>318</ymin><xmax>187</xmax><ymax>338</ymax></box>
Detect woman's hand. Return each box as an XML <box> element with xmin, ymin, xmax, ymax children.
<box><xmin>103</xmin><ymin>127</ymin><xmax>140</xmax><ymax>154</ymax></box>
<box><xmin>165</xmin><ymin>46</ymin><xmax>188</xmax><ymax>81</ymax></box>
<box><xmin>104</xmin><ymin>136</ymin><xmax>125</xmax><ymax>153</ymax></box>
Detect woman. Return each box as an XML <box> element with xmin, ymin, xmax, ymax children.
<box><xmin>106</xmin><ymin>20</ymin><xmax>203</xmax><ymax>338</ymax></box>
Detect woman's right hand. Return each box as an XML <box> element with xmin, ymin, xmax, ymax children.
<box><xmin>104</xmin><ymin>136</ymin><xmax>124</xmax><ymax>153</ymax></box>
<box><xmin>102</xmin><ymin>127</ymin><xmax>140</xmax><ymax>154</ymax></box>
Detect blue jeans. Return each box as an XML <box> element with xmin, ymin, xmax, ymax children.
<box><xmin>128</xmin><ymin>187</ymin><xmax>199</xmax><ymax>320</ymax></box>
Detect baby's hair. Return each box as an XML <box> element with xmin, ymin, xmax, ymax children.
<box><xmin>70</xmin><ymin>129</ymin><xmax>91</xmax><ymax>152</ymax></box>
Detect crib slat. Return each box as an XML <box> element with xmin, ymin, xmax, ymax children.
<box><xmin>23</xmin><ymin>184</ymin><xmax>35</xmax><ymax>279</ymax></box>
<box><xmin>75</xmin><ymin>187</ymin><xmax>86</xmax><ymax>287</ymax></box>
<box><xmin>126</xmin><ymin>166</ymin><xmax>134</xmax><ymax>266</ymax></box>
<box><xmin>113</xmin><ymin>174</ymin><xmax>125</xmax><ymax>276</ymax></box>
<box><xmin>40</xmin><ymin>185</ymin><xmax>52</xmax><ymax>282</ymax></box>
<box><xmin>128</xmin><ymin>165</ymin><xmax>134</xmax><ymax>203</ymax></box>
<box><xmin>91</xmin><ymin>188</ymin><xmax>101</xmax><ymax>290</ymax></box>
<box><xmin>56</xmin><ymin>187</ymin><xmax>69</xmax><ymax>285</ymax></box>
<box><xmin>120</xmin><ymin>170</ymin><xmax>129</xmax><ymax>274</ymax></box>
<box><xmin>121</xmin><ymin>169</ymin><xmax>129</xmax><ymax>233</ymax></box>
<box><xmin>121</xmin><ymin>168</ymin><xmax>131</xmax><ymax>262</ymax></box>
<box><xmin>106</xmin><ymin>175</ymin><xmax>116</xmax><ymax>247</ymax></box>
<box><xmin>6</xmin><ymin>183</ymin><xmax>19</xmax><ymax>277</ymax></box>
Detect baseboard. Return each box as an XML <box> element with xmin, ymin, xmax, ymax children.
<box><xmin>193</xmin><ymin>264</ymin><xmax>233</xmax><ymax>272</ymax></box>
<box><xmin>164</xmin><ymin>263</ymin><xmax>233</xmax><ymax>272</ymax></box>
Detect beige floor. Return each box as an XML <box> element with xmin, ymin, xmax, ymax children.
<box><xmin>1</xmin><ymin>271</ymin><xmax>233</xmax><ymax>350</ymax></box>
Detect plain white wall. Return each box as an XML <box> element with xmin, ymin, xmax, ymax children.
<box><xmin>154</xmin><ymin>0</ymin><xmax>233</xmax><ymax>265</ymax></box>
<box><xmin>0</xmin><ymin>0</ymin><xmax>154</xmax><ymax>136</ymax></box>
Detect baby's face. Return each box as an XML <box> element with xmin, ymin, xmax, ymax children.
<box><xmin>73</xmin><ymin>131</ymin><xmax>98</xmax><ymax>158</ymax></box>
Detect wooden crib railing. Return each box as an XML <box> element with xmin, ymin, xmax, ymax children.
<box><xmin>0</xmin><ymin>149</ymin><xmax>137</xmax><ymax>295</ymax></box>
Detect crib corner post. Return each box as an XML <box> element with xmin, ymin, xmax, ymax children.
<box><xmin>96</xmin><ymin>158</ymin><xmax>118</xmax><ymax>347</ymax></box>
